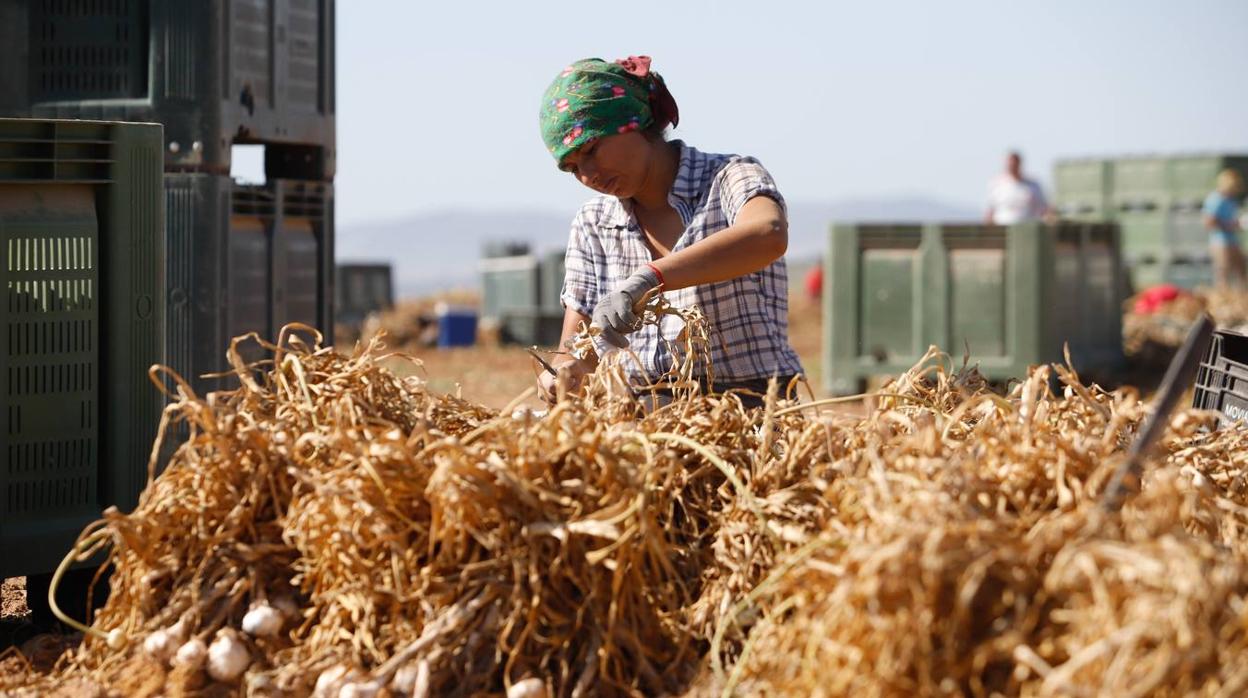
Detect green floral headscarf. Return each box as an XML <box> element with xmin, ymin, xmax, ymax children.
<box><xmin>539</xmin><ymin>56</ymin><xmax>679</xmax><ymax>169</ymax></box>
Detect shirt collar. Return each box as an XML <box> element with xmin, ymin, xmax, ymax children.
<box><xmin>668</xmin><ymin>140</ymin><xmax>706</xmax><ymax>204</ymax></box>
<box><xmin>602</xmin><ymin>140</ymin><xmax>707</xmax><ymax>227</ymax></box>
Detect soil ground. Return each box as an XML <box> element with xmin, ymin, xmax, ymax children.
<box><xmin>369</xmin><ymin>294</ymin><xmax>828</xmax><ymax>410</ymax></box>
<box><xmin>2</xmin><ymin>577</ymin><xmax>27</xmax><ymax>621</ymax></box>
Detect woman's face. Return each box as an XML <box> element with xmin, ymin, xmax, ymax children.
<box><xmin>561</xmin><ymin>131</ymin><xmax>653</xmax><ymax>198</ymax></box>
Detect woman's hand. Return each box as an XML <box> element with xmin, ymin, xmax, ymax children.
<box><xmin>590</xmin><ymin>266</ymin><xmax>661</xmax><ymax>347</ymax></box>
<box><xmin>537</xmin><ymin>357</ymin><xmax>594</xmax><ymax>404</ymax></box>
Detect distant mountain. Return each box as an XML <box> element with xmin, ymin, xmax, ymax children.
<box><xmin>336</xmin><ymin>196</ymin><xmax>979</xmax><ymax>299</ymax></box>
<box><xmin>336</xmin><ymin>209</ymin><xmax>572</xmax><ymax>297</ymax></box>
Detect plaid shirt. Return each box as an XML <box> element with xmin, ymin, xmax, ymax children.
<box><xmin>560</xmin><ymin>141</ymin><xmax>804</xmax><ymax>383</ymax></box>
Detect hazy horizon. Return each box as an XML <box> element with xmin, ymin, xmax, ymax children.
<box><xmin>336</xmin><ymin>194</ymin><xmax>983</xmax><ymax>297</ymax></box>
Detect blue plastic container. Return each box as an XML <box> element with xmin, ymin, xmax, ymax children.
<box><xmin>437</xmin><ymin>308</ymin><xmax>478</xmax><ymax>348</ymax></box>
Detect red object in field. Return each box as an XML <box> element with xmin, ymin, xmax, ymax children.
<box><xmin>805</xmin><ymin>264</ymin><xmax>823</xmax><ymax>300</ymax></box>
<box><xmin>1133</xmin><ymin>284</ymin><xmax>1183</xmax><ymax>315</ymax></box>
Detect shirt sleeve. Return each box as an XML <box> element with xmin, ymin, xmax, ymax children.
<box><xmin>717</xmin><ymin>158</ymin><xmax>787</xmax><ymax>227</ymax></box>
<box><xmin>559</xmin><ymin>206</ymin><xmax>601</xmax><ymax>317</ymax></box>
<box><xmin>1031</xmin><ymin>181</ymin><xmax>1049</xmax><ymax>214</ymax></box>
<box><xmin>1204</xmin><ymin>193</ymin><xmax>1223</xmax><ymax>218</ymax></box>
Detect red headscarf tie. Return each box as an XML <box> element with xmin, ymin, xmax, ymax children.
<box><xmin>614</xmin><ymin>55</ymin><xmax>680</xmax><ymax>130</ymax></box>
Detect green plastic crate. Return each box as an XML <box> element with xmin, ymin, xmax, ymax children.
<box><xmin>1111</xmin><ymin>158</ymin><xmax>1169</xmax><ymax>210</ymax></box>
<box><xmin>1116</xmin><ymin>211</ymin><xmax>1169</xmax><ymax>261</ymax></box>
<box><xmin>539</xmin><ymin>249</ymin><xmax>567</xmax><ymax>313</ymax></box>
<box><xmin>1054</xmin><ymin>159</ymin><xmax>1111</xmax><ymax>219</ymax></box>
<box><xmin>0</xmin><ymin>118</ymin><xmax>164</xmax><ymax>578</ymax></box>
<box><xmin>498</xmin><ymin>309</ymin><xmax>565</xmax><ymax>348</ymax></box>
<box><xmin>1115</xmin><ymin>209</ymin><xmax>1211</xmax><ymax>289</ymax></box>
<box><xmin>480</xmin><ymin>255</ymin><xmax>540</xmax><ymax>320</ymax></box>
<box><xmin>824</xmin><ymin>221</ymin><xmax>1125</xmax><ymax>396</ymax></box>
<box><xmin>1170</xmin><ymin>155</ymin><xmax>1248</xmax><ymax>205</ymax></box>
<box><xmin>335</xmin><ymin>263</ymin><xmax>393</xmax><ymax>328</ymax></box>
<box><xmin>1130</xmin><ymin>259</ymin><xmax>1212</xmax><ymax>291</ymax></box>
<box><xmin>1055</xmin><ymin>153</ymin><xmax>1248</xmax><ymax>289</ymax></box>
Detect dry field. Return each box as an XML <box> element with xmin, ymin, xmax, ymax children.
<box><xmin>357</xmin><ymin>294</ymin><xmax>825</xmax><ymax>410</ymax></box>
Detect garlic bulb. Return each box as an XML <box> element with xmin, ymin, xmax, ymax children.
<box><xmin>173</xmin><ymin>637</ymin><xmax>207</xmax><ymax>670</ymax></box>
<box><xmin>390</xmin><ymin>663</ymin><xmax>418</xmax><ymax>697</ymax></box>
<box><xmin>339</xmin><ymin>680</ymin><xmax>381</xmax><ymax>698</ymax></box>
<box><xmin>105</xmin><ymin>628</ymin><xmax>126</xmax><ymax>650</ymax></box>
<box><xmin>241</xmin><ymin>602</ymin><xmax>284</xmax><ymax>637</ymax></box>
<box><xmin>143</xmin><ymin>629</ymin><xmax>174</xmax><ymax>662</ymax></box>
<box><xmin>206</xmin><ymin>629</ymin><xmax>250</xmax><ymax>682</ymax></box>
<box><xmin>508</xmin><ymin>678</ymin><xmax>548</xmax><ymax>698</ymax></box>
<box><xmin>246</xmin><ymin>672</ymin><xmax>276</xmax><ymax>693</ymax></box>
<box><xmin>390</xmin><ymin>661</ymin><xmax>429</xmax><ymax>698</ymax></box>
<box><xmin>314</xmin><ymin>664</ymin><xmax>350</xmax><ymax>697</ymax></box>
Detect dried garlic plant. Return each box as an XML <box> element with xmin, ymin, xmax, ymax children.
<box><xmin>4</xmin><ymin>312</ymin><xmax>1248</xmax><ymax>698</ymax></box>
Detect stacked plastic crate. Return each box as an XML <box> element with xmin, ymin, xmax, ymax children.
<box><xmin>335</xmin><ymin>263</ymin><xmax>394</xmax><ymax>329</ymax></box>
<box><xmin>0</xmin><ymin>117</ymin><xmax>165</xmax><ymax>582</ymax></box>
<box><xmin>1055</xmin><ymin>155</ymin><xmax>1248</xmax><ymax>290</ymax></box>
<box><xmin>479</xmin><ymin>245</ymin><xmax>566</xmax><ymax>347</ymax></box>
<box><xmin>0</xmin><ymin>0</ymin><xmax>337</xmax><ymax>395</ymax></box>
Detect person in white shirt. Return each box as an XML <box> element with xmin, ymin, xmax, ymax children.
<box><xmin>985</xmin><ymin>151</ymin><xmax>1053</xmax><ymax>225</ymax></box>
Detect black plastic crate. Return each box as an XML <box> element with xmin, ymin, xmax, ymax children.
<box><xmin>0</xmin><ymin>0</ymin><xmax>336</xmax><ymax>178</ymax></box>
<box><xmin>1192</xmin><ymin>329</ymin><xmax>1248</xmax><ymax>426</ymax></box>
<box><xmin>335</xmin><ymin>263</ymin><xmax>393</xmax><ymax>328</ymax></box>
<box><xmin>0</xmin><ymin>118</ymin><xmax>164</xmax><ymax>579</ymax></box>
<box><xmin>165</xmin><ymin>174</ymin><xmax>334</xmax><ymax>397</ymax></box>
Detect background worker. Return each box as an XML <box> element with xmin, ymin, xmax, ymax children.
<box><xmin>985</xmin><ymin>150</ymin><xmax>1054</xmax><ymax>225</ymax></box>
<box><xmin>533</xmin><ymin>56</ymin><xmax>804</xmax><ymax>408</ymax></box>
<box><xmin>1204</xmin><ymin>169</ymin><xmax>1246</xmax><ymax>289</ymax></box>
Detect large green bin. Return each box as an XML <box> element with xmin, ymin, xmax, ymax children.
<box><xmin>823</xmin><ymin>221</ymin><xmax>1125</xmax><ymax>396</ymax></box>
<box><xmin>0</xmin><ymin>118</ymin><xmax>164</xmax><ymax>578</ymax></box>
<box><xmin>1055</xmin><ymin>154</ymin><xmax>1248</xmax><ymax>289</ymax></box>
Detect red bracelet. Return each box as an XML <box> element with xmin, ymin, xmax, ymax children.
<box><xmin>645</xmin><ymin>262</ymin><xmax>666</xmax><ymax>289</ymax></box>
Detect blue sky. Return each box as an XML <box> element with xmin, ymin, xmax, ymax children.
<box><xmin>316</xmin><ymin>1</ymin><xmax>1248</xmax><ymax>226</ymax></box>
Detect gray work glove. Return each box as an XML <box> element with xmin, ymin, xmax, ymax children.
<box><xmin>591</xmin><ymin>266</ymin><xmax>662</xmax><ymax>348</ymax></box>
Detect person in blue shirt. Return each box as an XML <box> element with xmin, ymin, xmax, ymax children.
<box><xmin>1205</xmin><ymin>169</ymin><xmax>1246</xmax><ymax>289</ymax></box>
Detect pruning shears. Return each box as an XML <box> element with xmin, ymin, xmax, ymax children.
<box><xmin>526</xmin><ymin>347</ymin><xmax>558</xmax><ymax>376</ymax></box>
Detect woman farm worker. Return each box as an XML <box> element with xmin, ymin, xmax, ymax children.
<box><xmin>1205</xmin><ymin>168</ymin><xmax>1246</xmax><ymax>289</ymax></box>
<box><xmin>536</xmin><ymin>56</ymin><xmax>803</xmax><ymax>406</ymax></box>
